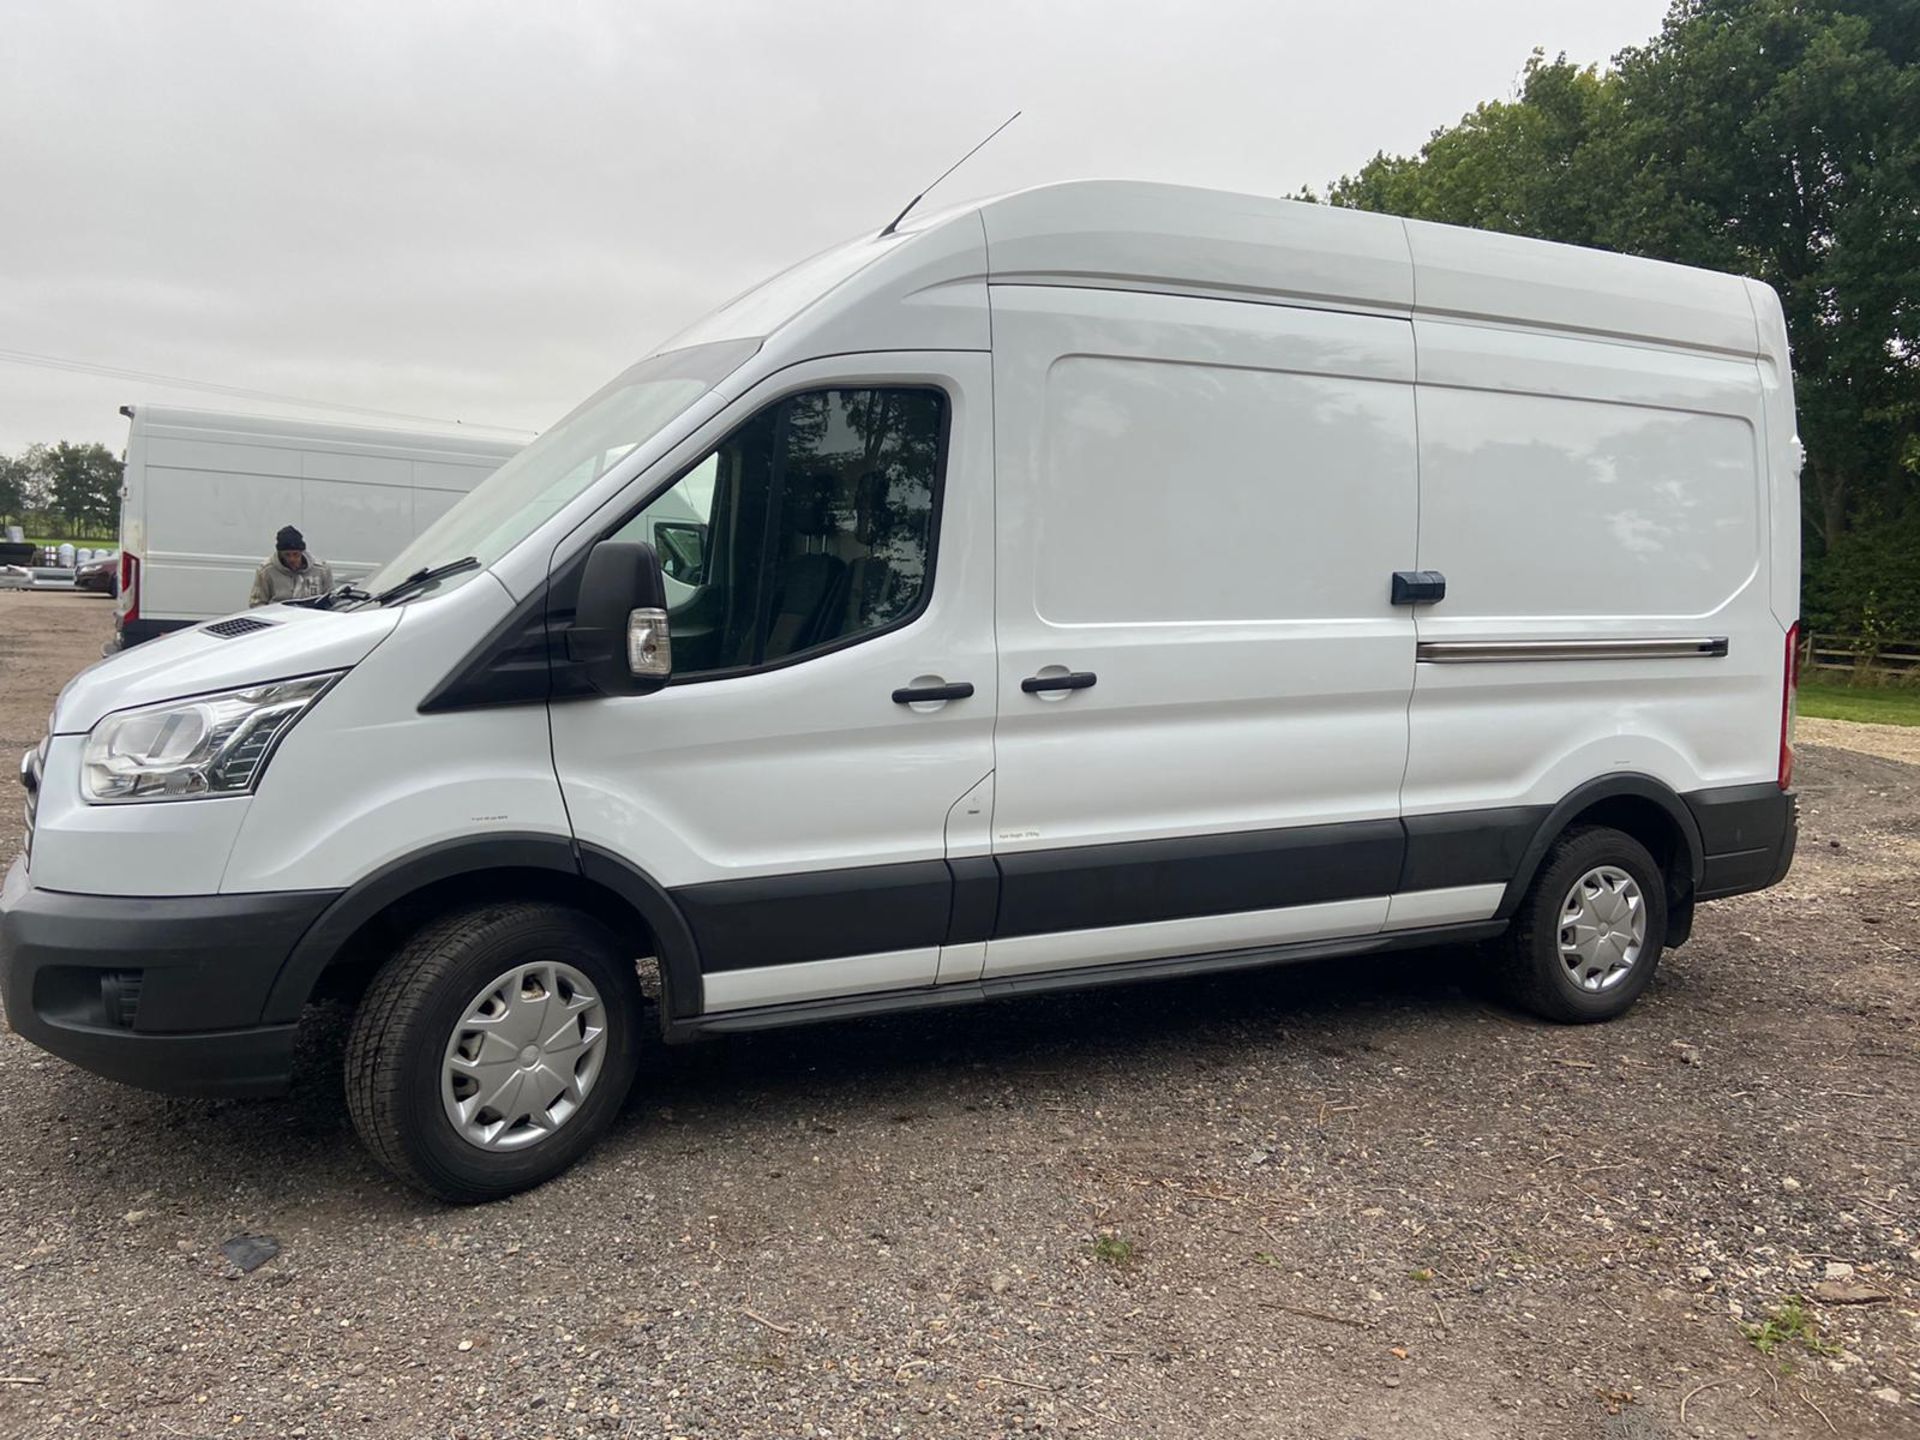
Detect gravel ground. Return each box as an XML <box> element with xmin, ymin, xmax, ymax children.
<box><xmin>1</xmin><ymin>588</ymin><xmax>1916</xmax><ymax>1440</ymax></box>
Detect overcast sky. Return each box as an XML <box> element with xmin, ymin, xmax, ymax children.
<box><xmin>0</xmin><ymin>0</ymin><xmax>1670</xmax><ymax>456</ymax></box>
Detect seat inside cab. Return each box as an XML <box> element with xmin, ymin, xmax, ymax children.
<box><xmin>644</xmin><ymin>387</ymin><xmax>942</xmax><ymax>676</ymax></box>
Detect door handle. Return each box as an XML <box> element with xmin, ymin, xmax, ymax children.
<box><xmin>1391</xmin><ymin>570</ymin><xmax>1447</xmax><ymax>605</ymax></box>
<box><xmin>892</xmin><ymin>681</ymin><xmax>975</xmax><ymax>705</ymax></box>
<box><xmin>1021</xmin><ymin>671</ymin><xmax>1097</xmax><ymax>694</ymax></box>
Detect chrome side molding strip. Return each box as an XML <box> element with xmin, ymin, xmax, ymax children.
<box><xmin>1417</xmin><ymin>637</ymin><xmax>1730</xmax><ymax>664</ymax></box>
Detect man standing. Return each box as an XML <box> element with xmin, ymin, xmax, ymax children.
<box><xmin>249</xmin><ymin>525</ymin><xmax>334</xmax><ymax>607</ymax></box>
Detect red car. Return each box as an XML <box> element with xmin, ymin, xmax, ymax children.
<box><xmin>73</xmin><ymin>551</ymin><xmax>119</xmax><ymax>596</ymax></box>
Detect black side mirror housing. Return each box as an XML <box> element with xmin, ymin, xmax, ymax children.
<box><xmin>568</xmin><ymin>540</ymin><xmax>671</xmax><ymax>696</ymax></box>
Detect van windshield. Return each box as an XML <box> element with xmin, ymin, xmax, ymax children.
<box><xmin>362</xmin><ymin>338</ymin><xmax>761</xmax><ymax>601</ymax></box>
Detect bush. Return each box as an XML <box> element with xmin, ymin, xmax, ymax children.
<box><xmin>1804</xmin><ymin>513</ymin><xmax>1920</xmax><ymax>646</ymax></box>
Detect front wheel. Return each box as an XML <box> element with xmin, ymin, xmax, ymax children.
<box><xmin>345</xmin><ymin>901</ymin><xmax>644</xmax><ymax>1202</ymax></box>
<box><xmin>1494</xmin><ymin>825</ymin><xmax>1667</xmax><ymax>1023</ymax></box>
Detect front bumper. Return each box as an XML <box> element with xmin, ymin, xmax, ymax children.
<box><xmin>0</xmin><ymin>858</ymin><xmax>338</xmax><ymax>1097</ymax></box>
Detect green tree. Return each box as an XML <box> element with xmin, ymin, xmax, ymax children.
<box><xmin>1312</xmin><ymin>1</ymin><xmax>1920</xmax><ymax>630</ymax></box>
<box><xmin>1609</xmin><ymin>1</ymin><xmax>1919</xmax><ymax>549</ymax></box>
<box><xmin>1804</xmin><ymin>507</ymin><xmax>1920</xmax><ymax>643</ymax></box>
<box><xmin>43</xmin><ymin>441</ymin><xmax>123</xmax><ymax>537</ymax></box>
<box><xmin>1325</xmin><ymin>53</ymin><xmax>1635</xmax><ymax>249</ymax></box>
<box><xmin>0</xmin><ymin>452</ymin><xmax>32</xmax><ymax>527</ymax></box>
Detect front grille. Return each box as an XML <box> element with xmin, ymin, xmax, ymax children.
<box><xmin>204</xmin><ymin>616</ymin><xmax>273</xmax><ymax>638</ymax></box>
<box><xmin>18</xmin><ymin>740</ymin><xmax>43</xmax><ymax>865</ymax></box>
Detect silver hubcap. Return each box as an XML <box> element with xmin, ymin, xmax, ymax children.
<box><xmin>1558</xmin><ymin>866</ymin><xmax>1646</xmax><ymax>992</ymax></box>
<box><xmin>441</xmin><ymin>962</ymin><xmax>608</xmax><ymax>1151</ymax></box>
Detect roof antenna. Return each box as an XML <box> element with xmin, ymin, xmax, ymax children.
<box><xmin>879</xmin><ymin>111</ymin><xmax>1022</xmax><ymax>237</ymax></box>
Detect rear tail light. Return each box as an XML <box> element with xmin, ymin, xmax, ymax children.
<box><xmin>1779</xmin><ymin>621</ymin><xmax>1801</xmax><ymax>790</ymax></box>
<box><xmin>120</xmin><ymin>551</ymin><xmax>140</xmax><ymax>623</ymax></box>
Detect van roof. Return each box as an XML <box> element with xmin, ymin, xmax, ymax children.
<box><xmin>672</xmin><ymin>179</ymin><xmax>1767</xmax><ymax>362</ymax></box>
<box><xmin>124</xmin><ymin>405</ymin><xmax>525</xmax><ymax>461</ymax></box>
<box><xmin>971</xmin><ymin>181</ymin><xmax>1763</xmax><ymax>357</ymax></box>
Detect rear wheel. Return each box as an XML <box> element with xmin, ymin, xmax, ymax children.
<box><xmin>345</xmin><ymin>901</ymin><xmax>644</xmax><ymax>1202</ymax></box>
<box><xmin>1494</xmin><ymin>825</ymin><xmax>1667</xmax><ymax>1023</ymax></box>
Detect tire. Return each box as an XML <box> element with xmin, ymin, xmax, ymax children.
<box><xmin>345</xmin><ymin>901</ymin><xmax>644</xmax><ymax>1203</ymax></box>
<box><xmin>1494</xmin><ymin>825</ymin><xmax>1667</xmax><ymax>1023</ymax></box>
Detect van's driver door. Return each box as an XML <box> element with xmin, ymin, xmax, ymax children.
<box><xmin>548</xmin><ymin>355</ymin><xmax>996</xmax><ymax>1017</ymax></box>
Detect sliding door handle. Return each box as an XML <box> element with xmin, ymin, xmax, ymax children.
<box><xmin>892</xmin><ymin>681</ymin><xmax>975</xmax><ymax>704</ymax></box>
<box><xmin>1021</xmin><ymin>671</ymin><xmax>1097</xmax><ymax>694</ymax></box>
<box><xmin>1391</xmin><ymin>570</ymin><xmax>1447</xmax><ymax>605</ymax></box>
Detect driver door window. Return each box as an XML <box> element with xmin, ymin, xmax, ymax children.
<box><xmin>618</xmin><ymin>387</ymin><xmax>946</xmax><ymax>679</ymax></box>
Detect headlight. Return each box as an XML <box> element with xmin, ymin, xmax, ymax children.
<box><xmin>82</xmin><ymin>674</ymin><xmax>340</xmax><ymax>803</ymax></box>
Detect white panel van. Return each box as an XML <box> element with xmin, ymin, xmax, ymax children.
<box><xmin>3</xmin><ymin>183</ymin><xmax>1800</xmax><ymax>1201</ymax></box>
<box><xmin>112</xmin><ymin>406</ymin><xmax>520</xmax><ymax>647</ymax></box>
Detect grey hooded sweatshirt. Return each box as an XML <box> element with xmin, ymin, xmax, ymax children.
<box><xmin>248</xmin><ymin>552</ymin><xmax>334</xmax><ymax>607</ymax></box>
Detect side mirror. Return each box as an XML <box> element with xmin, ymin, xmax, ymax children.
<box><xmin>568</xmin><ymin>540</ymin><xmax>671</xmax><ymax>696</ymax></box>
<box><xmin>653</xmin><ymin>521</ymin><xmax>709</xmax><ymax>584</ymax></box>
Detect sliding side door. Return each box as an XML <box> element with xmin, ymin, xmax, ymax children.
<box><xmin>978</xmin><ymin>286</ymin><xmax>1421</xmax><ymax>980</ymax></box>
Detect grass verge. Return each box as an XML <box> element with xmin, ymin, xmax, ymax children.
<box><xmin>1799</xmin><ymin>679</ymin><xmax>1920</xmax><ymax>727</ymax></box>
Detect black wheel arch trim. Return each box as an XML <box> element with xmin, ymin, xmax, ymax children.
<box><xmin>1494</xmin><ymin>773</ymin><xmax>1705</xmax><ymax>921</ymax></box>
<box><xmin>576</xmin><ymin>843</ymin><xmax>704</xmax><ymax>1023</ymax></box>
<box><xmin>263</xmin><ymin>832</ymin><xmax>703</xmax><ymax>1028</ymax></box>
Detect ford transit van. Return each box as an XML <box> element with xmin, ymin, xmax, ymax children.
<box><xmin>112</xmin><ymin>407</ymin><xmax>521</xmax><ymax>648</ymax></box>
<box><xmin>2</xmin><ymin>182</ymin><xmax>1800</xmax><ymax>1201</ymax></box>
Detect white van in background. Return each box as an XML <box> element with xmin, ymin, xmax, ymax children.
<box><xmin>5</xmin><ymin>181</ymin><xmax>1800</xmax><ymax>1202</ymax></box>
<box><xmin>113</xmin><ymin>406</ymin><xmax>521</xmax><ymax>646</ymax></box>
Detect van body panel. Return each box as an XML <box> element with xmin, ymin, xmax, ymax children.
<box><xmin>1410</xmin><ymin>313</ymin><xmax>1768</xmax><ymax>429</ymax></box>
<box><xmin>53</xmin><ymin>602</ymin><xmax>401</xmax><ymax>734</ymax></box>
<box><xmin>22</xmin><ymin>736</ymin><xmax>253</xmax><ymax>896</ymax></box>
<box><xmin>673</xmin><ymin>860</ymin><xmax>954</xmax><ymax>973</ymax></box>
<box><xmin>1413</xmin><ymin>390</ymin><xmax>1760</xmax><ymax>616</ymax></box>
<box><xmin>1745</xmin><ymin>279</ymin><xmax>1803</xmax><ymax>630</ymax></box>
<box><xmin>1381</xmin><ymin>882</ymin><xmax>1506</xmax><ymax>931</ymax></box>
<box><xmin>1402</xmin><ymin>311</ymin><xmax>1784</xmax><ymax>823</ymax></box>
<box><xmin>981</xmin><ymin>896</ymin><xmax>1390</xmax><ymax>980</ymax></box>
<box><xmin>117</xmin><ymin>407</ymin><xmax>518</xmax><ymax>631</ymax></box>
<box><xmin>990</xmin><ymin>819</ymin><xmax>1405</xmax><ymax>939</ymax></box>
<box><xmin>1402</xmin><ymin>216</ymin><xmax>1761</xmax><ymax>357</ymax></box>
<box><xmin>981</xmin><ymin>180</ymin><xmax>1414</xmax><ymax>315</ymax></box>
<box><xmin>703</xmin><ymin>944</ymin><xmax>942</xmax><ymax>1012</ymax></box>
<box><xmin>985</xmin><ymin>284</ymin><xmax>1419</xmax><ymax>865</ymax></box>
<box><xmin>657</xmin><ymin>216</ymin><xmax>969</xmax><ymax>355</ymax></box>
<box><xmin>547</xmin><ymin>351</ymin><xmax>998</xmax><ymax>1012</ymax></box>
<box><xmin>934</xmin><ymin>776</ymin><xmax>995</xmax><ymax>984</ymax></box>
<box><xmin>735</xmin><ymin>212</ymin><xmax>991</xmax><ymax>371</ymax></box>
<box><xmin>218</xmin><ymin>576</ymin><xmax>574</xmax><ymax>895</ymax></box>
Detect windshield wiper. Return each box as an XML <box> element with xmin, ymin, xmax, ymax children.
<box><xmin>299</xmin><ymin>581</ymin><xmax>376</xmax><ymax>610</ymax></box>
<box><xmin>375</xmin><ymin>555</ymin><xmax>481</xmax><ymax>606</ymax></box>
<box><xmin>284</xmin><ymin>581</ymin><xmax>373</xmax><ymax>611</ymax></box>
